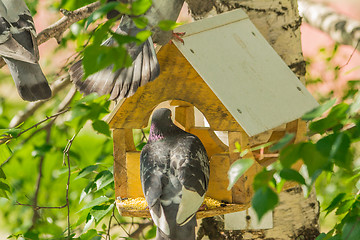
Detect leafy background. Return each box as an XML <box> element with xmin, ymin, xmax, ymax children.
<box><xmin>0</xmin><ymin>0</ymin><xmax>360</xmax><ymax>239</ymax></box>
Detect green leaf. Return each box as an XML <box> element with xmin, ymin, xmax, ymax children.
<box><xmin>0</xmin><ymin>189</ymin><xmax>8</xmax><ymax>199</ymax></box>
<box><xmin>316</xmin><ymin>133</ymin><xmax>352</xmax><ymax>170</ymax></box>
<box><xmin>227</xmin><ymin>158</ymin><xmax>254</xmax><ymax>190</ymax></box>
<box><xmin>132</xmin><ymin>17</ymin><xmax>149</xmax><ymax>29</ymax></box>
<box><xmin>94</xmin><ymin>170</ymin><xmax>114</xmax><ymax>191</ymax></box>
<box><xmin>309</xmin><ymin>103</ymin><xmax>349</xmax><ymax>134</ymax></box>
<box><xmin>279</xmin><ymin>168</ymin><xmax>306</xmax><ymax>185</ymax></box>
<box><xmin>335</xmin><ymin>199</ymin><xmax>355</xmax><ymax>215</ymax></box>
<box><xmin>0</xmin><ymin>144</ymin><xmax>12</xmax><ymax>162</ymax></box>
<box><xmin>86</xmin><ymin>2</ymin><xmax>119</xmax><ymax>29</ymax></box>
<box><xmin>349</xmin><ymin>92</ymin><xmax>360</xmax><ymax>115</ymax></box>
<box><xmin>144</xmin><ymin>225</ymin><xmax>157</xmax><ymax>239</ymax></box>
<box><xmin>302</xmin><ymin>99</ymin><xmax>336</xmax><ymax>120</ymax></box>
<box><xmin>0</xmin><ymin>167</ymin><xmax>6</xmax><ymax>179</ymax></box>
<box><xmin>136</xmin><ymin>30</ymin><xmax>152</xmax><ymax>42</ymax></box>
<box><xmin>76</xmin><ymin>165</ymin><xmax>99</xmax><ymax>180</ymax></box>
<box><xmin>4</xmin><ymin>128</ymin><xmax>22</xmax><ymax>138</ymax></box>
<box><xmin>301</xmin><ymin>142</ymin><xmax>329</xmax><ymax>177</ymax></box>
<box><xmin>80</xmin><ymin>196</ymin><xmax>110</xmax><ymax>211</ymax></box>
<box><xmin>279</xmin><ymin>143</ymin><xmax>302</xmax><ymax>168</ymax></box>
<box><xmin>75</xmin><ymin>210</ymin><xmax>91</xmax><ymax>227</ymax></box>
<box><xmin>92</xmin><ymin>120</ymin><xmax>111</xmax><ymax>137</ymax></box>
<box><xmin>80</xmin><ymin>229</ymin><xmax>99</xmax><ymax>240</ymax></box>
<box><xmin>83</xmin><ymin>215</ymin><xmax>95</xmax><ymax>233</ymax></box>
<box><xmin>90</xmin><ymin>203</ymin><xmax>114</xmax><ymax>223</ymax></box>
<box><xmin>253</xmin><ymin>169</ymin><xmax>276</xmax><ymax>191</ymax></box>
<box><xmin>342</xmin><ymin>217</ymin><xmax>360</xmax><ymax>240</ymax></box>
<box><xmin>80</xmin><ymin>181</ymin><xmax>96</xmax><ymax>203</ymax></box>
<box><xmin>0</xmin><ymin>181</ymin><xmax>10</xmax><ymax>192</ymax></box>
<box><xmin>315</xmin><ymin>233</ymin><xmax>327</xmax><ymax>240</ymax></box>
<box><xmin>270</xmin><ymin>133</ymin><xmax>295</xmax><ymax>152</ymax></box>
<box><xmin>23</xmin><ymin>231</ymin><xmax>39</xmax><ymax>240</ymax></box>
<box><xmin>158</xmin><ymin>20</ymin><xmax>182</xmax><ymax>31</ymax></box>
<box><xmin>325</xmin><ymin>193</ymin><xmax>346</xmax><ymax>216</ymax></box>
<box><xmin>31</xmin><ymin>144</ymin><xmax>52</xmax><ymax>158</ymax></box>
<box><xmin>252</xmin><ymin>186</ymin><xmax>278</xmax><ymax>221</ymax></box>
<box><xmin>234</xmin><ymin>141</ymin><xmax>241</xmax><ymax>152</ymax></box>
<box><xmin>131</xmin><ymin>0</ymin><xmax>152</xmax><ymax>15</ymax></box>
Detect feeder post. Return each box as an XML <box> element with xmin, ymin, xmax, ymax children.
<box><xmin>228</xmin><ymin>131</ymin><xmax>261</xmax><ymax>204</ymax></box>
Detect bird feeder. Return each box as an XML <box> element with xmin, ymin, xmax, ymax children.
<box><xmin>107</xmin><ymin>9</ymin><xmax>318</xmax><ymax>219</ymax></box>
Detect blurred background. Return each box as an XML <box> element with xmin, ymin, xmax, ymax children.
<box><xmin>1</xmin><ymin>0</ymin><xmax>360</xmax><ymax>238</ymax></box>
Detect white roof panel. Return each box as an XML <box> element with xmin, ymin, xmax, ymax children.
<box><xmin>173</xmin><ymin>9</ymin><xmax>318</xmax><ymax>136</ymax></box>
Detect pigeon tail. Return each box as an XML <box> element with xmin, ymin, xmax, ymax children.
<box><xmin>69</xmin><ymin>36</ymin><xmax>159</xmax><ymax>100</ymax></box>
<box><xmin>155</xmin><ymin>204</ymin><xmax>196</xmax><ymax>240</ymax></box>
<box><xmin>4</xmin><ymin>58</ymin><xmax>51</xmax><ymax>101</ymax></box>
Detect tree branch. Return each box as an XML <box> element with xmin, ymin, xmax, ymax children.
<box><xmin>63</xmin><ymin>133</ymin><xmax>77</xmax><ymax>239</ymax></box>
<box><xmin>0</xmin><ymin>1</ymin><xmax>101</xmax><ymax>68</ymax></box>
<box><xmin>298</xmin><ymin>0</ymin><xmax>360</xmax><ymax>51</ymax></box>
<box><xmin>0</xmin><ymin>108</ymin><xmax>70</xmax><ymax>144</ymax></box>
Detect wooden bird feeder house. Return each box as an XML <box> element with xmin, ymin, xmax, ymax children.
<box><xmin>107</xmin><ymin>9</ymin><xmax>319</xmax><ymax>219</ymax></box>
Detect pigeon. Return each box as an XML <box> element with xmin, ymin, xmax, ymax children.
<box><xmin>69</xmin><ymin>0</ymin><xmax>185</xmax><ymax>100</ymax></box>
<box><xmin>140</xmin><ymin>108</ymin><xmax>209</xmax><ymax>240</ymax></box>
<box><xmin>0</xmin><ymin>0</ymin><xmax>51</xmax><ymax>101</ymax></box>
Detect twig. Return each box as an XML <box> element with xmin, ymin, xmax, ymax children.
<box><xmin>129</xmin><ymin>221</ymin><xmax>153</xmax><ymax>239</ymax></box>
<box><xmin>15</xmin><ymin>201</ymin><xmax>68</xmax><ymax>210</ymax></box>
<box><xmin>106</xmin><ymin>206</ymin><xmax>116</xmax><ymax>240</ymax></box>
<box><xmin>141</xmin><ymin>129</ymin><xmax>148</xmax><ymax>142</ymax></box>
<box><xmin>63</xmin><ymin>133</ymin><xmax>77</xmax><ymax>239</ymax></box>
<box><xmin>0</xmin><ymin>108</ymin><xmax>70</xmax><ymax>144</ymax></box>
<box><xmin>30</xmin><ymin>125</ymin><xmax>52</xmax><ymax>228</ymax></box>
<box><xmin>340</xmin><ymin>40</ymin><xmax>360</xmax><ymax>69</ymax></box>
<box><xmin>0</xmin><ymin>2</ymin><xmax>101</xmax><ymax>68</ymax></box>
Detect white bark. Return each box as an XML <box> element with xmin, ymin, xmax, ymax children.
<box><xmin>298</xmin><ymin>0</ymin><xmax>360</xmax><ymax>50</ymax></box>
<box><xmin>184</xmin><ymin>1</ymin><xmax>320</xmax><ymax>239</ymax></box>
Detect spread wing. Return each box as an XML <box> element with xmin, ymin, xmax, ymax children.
<box><xmin>69</xmin><ymin>16</ymin><xmax>160</xmax><ymax>100</ymax></box>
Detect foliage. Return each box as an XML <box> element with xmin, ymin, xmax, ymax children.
<box><xmin>227</xmin><ymin>46</ymin><xmax>360</xmax><ymax>238</ymax></box>
<box><xmin>1</xmin><ymin>0</ymin><xmax>359</xmax><ymax>239</ymax></box>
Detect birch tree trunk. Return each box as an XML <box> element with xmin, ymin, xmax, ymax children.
<box><xmin>298</xmin><ymin>0</ymin><xmax>360</xmax><ymax>51</ymax></box>
<box><xmin>184</xmin><ymin>0</ymin><xmax>320</xmax><ymax>239</ymax></box>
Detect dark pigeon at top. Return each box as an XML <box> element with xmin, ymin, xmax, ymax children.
<box><xmin>0</xmin><ymin>0</ymin><xmax>51</xmax><ymax>101</ymax></box>
<box><xmin>140</xmin><ymin>108</ymin><xmax>210</xmax><ymax>240</ymax></box>
<box><xmin>69</xmin><ymin>0</ymin><xmax>185</xmax><ymax>101</ymax></box>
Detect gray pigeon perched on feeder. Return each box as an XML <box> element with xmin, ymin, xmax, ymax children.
<box><xmin>69</xmin><ymin>0</ymin><xmax>185</xmax><ymax>100</ymax></box>
<box><xmin>0</xmin><ymin>0</ymin><xmax>51</xmax><ymax>101</ymax></box>
<box><xmin>140</xmin><ymin>108</ymin><xmax>209</xmax><ymax>240</ymax></box>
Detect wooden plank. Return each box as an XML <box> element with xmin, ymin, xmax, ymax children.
<box><xmin>113</xmin><ymin>129</ymin><xmax>128</xmax><ymax>198</ymax></box>
<box><xmin>207</xmin><ymin>154</ymin><xmax>232</xmax><ymax>203</ymax></box>
<box><xmin>175</xmin><ymin>106</ymin><xmax>195</xmax><ymax>131</ymax></box>
<box><xmin>228</xmin><ymin>131</ymin><xmax>261</xmax><ymax>204</ymax></box>
<box><xmin>173</xmin><ymin>8</ymin><xmax>319</xmax><ymax>136</ymax></box>
<box><xmin>228</xmin><ymin>131</ymin><xmax>245</xmax><ymax>204</ymax></box>
<box><xmin>189</xmin><ymin>127</ymin><xmax>227</xmax><ymax>157</ymax></box>
<box><xmin>126</xmin><ymin>152</ymin><xmax>143</xmax><ymax>198</ymax></box>
<box><xmin>239</xmin><ymin>132</ymin><xmax>261</xmax><ymax>204</ymax></box>
<box><xmin>116</xmin><ymin>202</ymin><xmax>248</xmax><ymax>219</ymax></box>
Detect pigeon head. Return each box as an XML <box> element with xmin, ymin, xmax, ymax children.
<box><xmin>148</xmin><ymin>108</ymin><xmax>181</xmax><ymax>142</ymax></box>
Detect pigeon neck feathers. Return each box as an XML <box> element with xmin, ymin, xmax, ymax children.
<box><xmin>148</xmin><ymin>108</ymin><xmax>184</xmax><ymax>142</ymax></box>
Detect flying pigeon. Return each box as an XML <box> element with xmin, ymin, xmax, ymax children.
<box><xmin>69</xmin><ymin>0</ymin><xmax>185</xmax><ymax>100</ymax></box>
<box><xmin>0</xmin><ymin>0</ymin><xmax>51</xmax><ymax>101</ymax></box>
<box><xmin>140</xmin><ymin>108</ymin><xmax>209</xmax><ymax>240</ymax></box>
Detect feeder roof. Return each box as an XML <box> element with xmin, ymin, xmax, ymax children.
<box><xmin>171</xmin><ymin>8</ymin><xmax>318</xmax><ymax>136</ymax></box>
